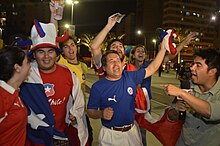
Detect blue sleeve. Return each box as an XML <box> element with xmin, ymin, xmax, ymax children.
<box><xmin>87</xmin><ymin>85</ymin><xmax>101</xmax><ymax>110</ymax></box>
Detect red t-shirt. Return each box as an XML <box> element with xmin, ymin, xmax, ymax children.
<box><xmin>0</xmin><ymin>87</ymin><xmax>27</xmax><ymax>146</ymax></box>
<box><xmin>39</xmin><ymin>64</ymin><xmax>73</xmax><ymax>132</ymax></box>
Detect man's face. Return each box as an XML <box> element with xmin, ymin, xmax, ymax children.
<box><xmin>133</xmin><ymin>47</ymin><xmax>146</xmax><ymax>62</ymax></box>
<box><xmin>34</xmin><ymin>47</ymin><xmax>57</xmax><ymax>73</ymax></box>
<box><xmin>62</xmin><ymin>39</ymin><xmax>77</xmax><ymax>61</ymax></box>
<box><xmin>109</xmin><ymin>41</ymin><xmax>125</xmax><ymax>59</ymax></box>
<box><xmin>190</xmin><ymin>56</ymin><xmax>211</xmax><ymax>85</ymax></box>
<box><xmin>104</xmin><ymin>53</ymin><xmax>123</xmax><ymax>80</ymax></box>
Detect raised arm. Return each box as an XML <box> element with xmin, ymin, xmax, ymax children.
<box><xmin>144</xmin><ymin>39</ymin><xmax>167</xmax><ymax>78</ymax></box>
<box><xmin>49</xmin><ymin>1</ymin><xmax>58</xmax><ymax>30</ymax></box>
<box><xmin>161</xmin><ymin>84</ymin><xmax>211</xmax><ymax>119</ymax></box>
<box><xmin>91</xmin><ymin>15</ymin><xmax>118</xmax><ymax>66</ymax></box>
<box><xmin>163</xmin><ymin>32</ymin><xmax>197</xmax><ymax>63</ymax></box>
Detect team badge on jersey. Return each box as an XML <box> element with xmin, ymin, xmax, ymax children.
<box><xmin>127</xmin><ymin>87</ymin><xmax>133</xmax><ymax>95</ymax></box>
<box><xmin>43</xmin><ymin>83</ymin><xmax>55</xmax><ymax>97</ymax></box>
<box><xmin>82</xmin><ymin>73</ymin><xmax>86</xmax><ymax>80</ymax></box>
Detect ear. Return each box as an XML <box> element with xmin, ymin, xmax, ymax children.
<box><xmin>209</xmin><ymin>68</ymin><xmax>217</xmax><ymax>76</ymax></box>
<box><xmin>14</xmin><ymin>64</ymin><xmax>21</xmax><ymax>73</ymax></box>
<box><xmin>33</xmin><ymin>52</ymin><xmax>36</xmax><ymax>59</ymax></box>
<box><xmin>103</xmin><ymin>66</ymin><xmax>106</xmax><ymax>71</ymax></box>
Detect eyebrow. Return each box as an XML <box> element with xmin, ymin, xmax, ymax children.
<box><xmin>194</xmin><ymin>62</ymin><xmax>202</xmax><ymax>65</ymax></box>
<box><xmin>36</xmin><ymin>48</ymin><xmax>55</xmax><ymax>52</ymax></box>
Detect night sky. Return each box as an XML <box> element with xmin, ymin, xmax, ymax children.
<box><xmin>62</xmin><ymin>0</ymin><xmax>136</xmax><ymax>35</ymax></box>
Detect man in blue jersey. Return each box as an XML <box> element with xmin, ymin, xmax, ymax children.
<box><xmin>87</xmin><ymin>37</ymin><xmax>166</xmax><ymax>145</ymax></box>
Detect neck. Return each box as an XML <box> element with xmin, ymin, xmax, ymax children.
<box><xmin>134</xmin><ymin>60</ymin><xmax>144</xmax><ymax>69</ymax></box>
<box><xmin>68</xmin><ymin>59</ymin><xmax>78</xmax><ymax>64</ymax></box>
<box><xmin>105</xmin><ymin>75</ymin><xmax>121</xmax><ymax>81</ymax></box>
<box><xmin>199</xmin><ymin>78</ymin><xmax>217</xmax><ymax>93</ymax></box>
<box><xmin>7</xmin><ymin>78</ymin><xmax>21</xmax><ymax>90</ymax></box>
<box><xmin>66</xmin><ymin>56</ymin><xmax>78</xmax><ymax>64</ymax></box>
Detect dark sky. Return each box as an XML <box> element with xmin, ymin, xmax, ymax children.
<box><xmin>62</xmin><ymin>0</ymin><xmax>136</xmax><ymax>35</ymax></box>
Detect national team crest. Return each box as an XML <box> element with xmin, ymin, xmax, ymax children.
<box><xmin>43</xmin><ymin>83</ymin><xmax>55</xmax><ymax>97</ymax></box>
<box><xmin>82</xmin><ymin>73</ymin><xmax>86</xmax><ymax>80</ymax></box>
<box><xmin>127</xmin><ymin>87</ymin><xmax>133</xmax><ymax>95</ymax></box>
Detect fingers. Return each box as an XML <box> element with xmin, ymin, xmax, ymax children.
<box><xmin>176</xmin><ymin>100</ymin><xmax>187</xmax><ymax>111</ymax></box>
<box><xmin>69</xmin><ymin>114</ymin><xmax>77</xmax><ymax>125</ymax></box>
<box><xmin>160</xmin><ymin>84</ymin><xmax>169</xmax><ymax>87</ymax></box>
<box><xmin>103</xmin><ymin>107</ymin><xmax>114</xmax><ymax>120</ymax></box>
<box><xmin>161</xmin><ymin>84</ymin><xmax>170</xmax><ymax>95</ymax></box>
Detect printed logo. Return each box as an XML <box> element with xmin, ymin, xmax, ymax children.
<box><xmin>108</xmin><ymin>95</ymin><xmax>117</xmax><ymax>102</ymax></box>
<box><xmin>43</xmin><ymin>83</ymin><xmax>55</xmax><ymax>97</ymax></box>
<box><xmin>82</xmin><ymin>73</ymin><xmax>86</xmax><ymax>80</ymax></box>
<box><xmin>127</xmin><ymin>87</ymin><xmax>133</xmax><ymax>95</ymax></box>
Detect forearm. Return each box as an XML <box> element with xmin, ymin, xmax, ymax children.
<box><xmin>91</xmin><ymin>24</ymin><xmax>112</xmax><ymax>57</ymax></box>
<box><xmin>49</xmin><ymin>2</ymin><xmax>58</xmax><ymax>32</ymax></box>
<box><xmin>180</xmin><ymin>91</ymin><xmax>211</xmax><ymax>118</ymax></box>
<box><xmin>163</xmin><ymin>32</ymin><xmax>196</xmax><ymax>63</ymax></box>
<box><xmin>50</xmin><ymin>15</ymin><xmax>58</xmax><ymax>30</ymax></box>
<box><xmin>145</xmin><ymin>48</ymin><xmax>166</xmax><ymax>78</ymax></box>
<box><xmin>87</xmin><ymin>109</ymin><xmax>103</xmax><ymax>119</ymax></box>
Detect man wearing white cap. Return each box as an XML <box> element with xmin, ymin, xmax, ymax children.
<box><xmin>19</xmin><ymin>20</ymin><xmax>88</xmax><ymax>146</ymax></box>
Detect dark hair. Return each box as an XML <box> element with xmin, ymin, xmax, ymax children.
<box><xmin>0</xmin><ymin>46</ymin><xmax>26</xmax><ymax>82</ymax></box>
<box><xmin>59</xmin><ymin>36</ymin><xmax>78</xmax><ymax>49</ymax></box>
<box><xmin>59</xmin><ymin>36</ymin><xmax>79</xmax><ymax>59</ymax></box>
<box><xmin>194</xmin><ymin>48</ymin><xmax>220</xmax><ymax>77</ymax></box>
<box><xmin>101</xmin><ymin>50</ymin><xmax>120</xmax><ymax>67</ymax></box>
<box><xmin>106</xmin><ymin>38</ymin><xmax>124</xmax><ymax>51</ymax></box>
<box><xmin>129</xmin><ymin>44</ymin><xmax>146</xmax><ymax>64</ymax></box>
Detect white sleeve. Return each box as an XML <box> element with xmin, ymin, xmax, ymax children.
<box><xmin>66</xmin><ymin>72</ymin><xmax>88</xmax><ymax>146</ymax></box>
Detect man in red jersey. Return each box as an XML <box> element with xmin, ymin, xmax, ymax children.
<box><xmin>19</xmin><ymin>20</ymin><xmax>88</xmax><ymax>146</ymax></box>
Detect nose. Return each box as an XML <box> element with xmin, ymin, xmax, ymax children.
<box><xmin>69</xmin><ymin>47</ymin><xmax>74</xmax><ymax>53</ymax></box>
<box><xmin>44</xmin><ymin>52</ymin><xmax>49</xmax><ymax>58</ymax></box>
<box><xmin>190</xmin><ymin>64</ymin><xmax>195</xmax><ymax>71</ymax></box>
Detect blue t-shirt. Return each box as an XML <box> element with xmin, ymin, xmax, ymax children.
<box><xmin>140</xmin><ymin>60</ymin><xmax>152</xmax><ymax>99</ymax></box>
<box><xmin>87</xmin><ymin>68</ymin><xmax>146</xmax><ymax>127</ymax></box>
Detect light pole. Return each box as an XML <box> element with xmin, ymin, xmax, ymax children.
<box><xmin>211</xmin><ymin>9</ymin><xmax>220</xmax><ymax>49</ymax></box>
<box><xmin>152</xmin><ymin>39</ymin><xmax>157</xmax><ymax>57</ymax></box>
<box><xmin>137</xmin><ymin>30</ymin><xmax>147</xmax><ymax>48</ymax></box>
<box><xmin>66</xmin><ymin>0</ymin><xmax>79</xmax><ymax>25</ymax></box>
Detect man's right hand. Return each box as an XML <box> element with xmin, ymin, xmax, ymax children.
<box><xmin>107</xmin><ymin>14</ymin><xmax>118</xmax><ymax>28</ymax></box>
<box><xmin>102</xmin><ymin>107</ymin><xmax>114</xmax><ymax>120</ymax></box>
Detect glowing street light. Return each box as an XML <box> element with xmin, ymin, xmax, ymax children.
<box><xmin>211</xmin><ymin>16</ymin><xmax>216</xmax><ymax>21</ymax></box>
<box><xmin>64</xmin><ymin>24</ymin><xmax>70</xmax><ymax>29</ymax></box>
<box><xmin>152</xmin><ymin>39</ymin><xmax>157</xmax><ymax>57</ymax></box>
<box><xmin>66</xmin><ymin>0</ymin><xmax>79</xmax><ymax>25</ymax></box>
<box><xmin>136</xmin><ymin>29</ymin><xmax>147</xmax><ymax>48</ymax></box>
<box><xmin>211</xmin><ymin>10</ymin><xmax>220</xmax><ymax>22</ymax></box>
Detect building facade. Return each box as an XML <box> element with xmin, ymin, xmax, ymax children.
<box><xmin>134</xmin><ymin>0</ymin><xmax>219</xmax><ymax>62</ymax></box>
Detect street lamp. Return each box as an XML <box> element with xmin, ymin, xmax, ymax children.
<box><xmin>66</xmin><ymin>0</ymin><xmax>79</xmax><ymax>25</ymax></box>
<box><xmin>152</xmin><ymin>39</ymin><xmax>157</xmax><ymax>57</ymax></box>
<box><xmin>64</xmin><ymin>23</ymin><xmax>75</xmax><ymax>37</ymax></box>
<box><xmin>136</xmin><ymin>29</ymin><xmax>147</xmax><ymax>48</ymax></box>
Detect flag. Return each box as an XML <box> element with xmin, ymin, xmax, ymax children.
<box><xmin>126</xmin><ymin>63</ymin><xmax>183</xmax><ymax>146</ymax></box>
<box><xmin>20</xmin><ymin>83</ymin><xmax>66</xmax><ymax>146</ymax></box>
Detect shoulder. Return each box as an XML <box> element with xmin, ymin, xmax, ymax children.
<box><xmin>56</xmin><ymin>64</ymin><xmax>73</xmax><ymax>77</ymax></box>
<box><xmin>80</xmin><ymin>61</ymin><xmax>88</xmax><ymax>73</ymax></box>
<box><xmin>142</xmin><ymin>60</ymin><xmax>152</xmax><ymax>67</ymax></box>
